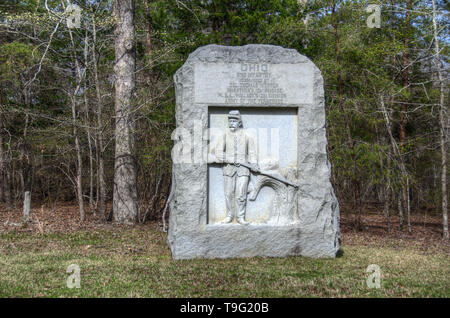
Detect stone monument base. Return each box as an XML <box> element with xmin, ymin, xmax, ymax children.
<box><xmin>168</xmin><ymin>224</ymin><xmax>339</xmax><ymax>259</ymax></box>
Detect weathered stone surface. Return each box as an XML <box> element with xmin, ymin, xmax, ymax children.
<box><xmin>168</xmin><ymin>44</ymin><xmax>340</xmax><ymax>259</ymax></box>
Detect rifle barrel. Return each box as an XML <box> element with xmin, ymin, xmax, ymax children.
<box><xmin>220</xmin><ymin>161</ymin><xmax>298</xmax><ymax>188</ymax></box>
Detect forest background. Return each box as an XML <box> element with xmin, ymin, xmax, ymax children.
<box><xmin>0</xmin><ymin>0</ymin><xmax>448</xmax><ymax>238</ymax></box>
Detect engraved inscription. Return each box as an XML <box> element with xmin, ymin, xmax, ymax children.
<box><xmin>224</xmin><ymin>64</ymin><xmax>287</xmax><ymax>105</ymax></box>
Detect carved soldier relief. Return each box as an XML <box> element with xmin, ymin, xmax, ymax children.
<box><xmin>208</xmin><ymin>108</ymin><xmax>299</xmax><ymax>226</ymax></box>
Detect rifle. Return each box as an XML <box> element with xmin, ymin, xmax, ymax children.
<box><xmin>212</xmin><ymin>160</ymin><xmax>298</xmax><ymax>189</ymax></box>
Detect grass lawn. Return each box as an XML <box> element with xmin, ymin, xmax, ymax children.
<box><xmin>0</xmin><ymin>224</ymin><xmax>448</xmax><ymax>297</ymax></box>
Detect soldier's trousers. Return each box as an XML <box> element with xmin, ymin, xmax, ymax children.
<box><xmin>224</xmin><ymin>174</ymin><xmax>249</xmax><ymax>220</ymax></box>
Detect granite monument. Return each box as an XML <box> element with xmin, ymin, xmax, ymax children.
<box><xmin>168</xmin><ymin>44</ymin><xmax>340</xmax><ymax>259</ymax></box>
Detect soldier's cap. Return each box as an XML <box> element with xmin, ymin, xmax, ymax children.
<box><xmin>228</xmin><ymin>110</ymin><xmax>241</xmax><ymax>120</ymax></box>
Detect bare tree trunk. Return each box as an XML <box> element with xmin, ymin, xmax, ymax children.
<box><xmin>71</xmin><ymin>96</ymin><xmax>85</xmax><ymax>222</ymax></box>
<box><xmin>23</xmin><ymin>191</ymin><xmax>30</xmax><ymax>223</ymax></box>
<box><xmin>68</xmin><ymin>27</ymin><xmax>85</xmax><ymax>222</ymax></box>
<box><xmin>85</xmin><ymin>99</ymin><xmax>94</xmax><ymax>214</ymax></box>
<box><xmin>1</xmin><ymin>88</ymin><xmax>12</xmax><ymax>209</ymax></box>
<box><xmin>406</xmin><ymin>176</ymin><xmax>411</xmax><ymax>233</ymax></box>
<box><xmin>398</xmin><ymin>195</ymin><xmax>404</xmax><ymax>225</ymax></box>
<box><xmin>10</xmin><ymin>157</ymin><xmax>16</xmax><ymax>207</ymax></box>
<box><xmin>83</xmin><ymin>28</ymin><xmax>95</xmax><ymax>215</ymax></box>
<box><xmin>22</xmin><ymin>84</ymin><xmax>31</xmax><ymax>140</ymax></box>
<box><xmin>432</xmin><ymin>0</ymin><xmax>448</xmax><ymax>240</ymax></box>
<box><xmin>92</xmin><ymin>20</ymin><xmax>107</xmax><ymax>221</ymax></box>
<box><xmin>94</xmin><ymin>135</ymin><xmax>99</xmax><ymax>209</ymax></box>
<box><xmin>383</xmin><ymin>140</ymin><xmax>391</xmax><ymax>233</ymax></box>
<box><xmin>19</xmin><ymin>84</ymin><xmax>32</xmax><ymax>197</ymax></box>
<box><xmin>387</xmin><ymin>19</ymin><xmax>395</xmax><ymax>233</ymax></box>
<box><xmin>113</xmin><ymin>0</ymin><xmax>139</xmax><ymax>224</ymax></box>
<box><xmin>398</xmin><ymin>0</ymin><xmax>412</xmax><ymax>231</ymax></box>
<box><xmin>5</xmin><ymin>164</ymin><xmax>12</xmax><ymax>209</ymax></box>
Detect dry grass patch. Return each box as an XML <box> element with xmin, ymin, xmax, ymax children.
<box><xmin>0</xmin><ymin>224</ymin><xmax>448</xmax><ymax>297</ymax></box>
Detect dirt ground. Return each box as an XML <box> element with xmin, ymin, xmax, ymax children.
<box><xmin>0</xmin><ymin>202</ymin><xmax>449</xmax><ymax>254</ymax></box>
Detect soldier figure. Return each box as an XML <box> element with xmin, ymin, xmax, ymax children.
<box><xmin>209</xmin><ymin>110</ymin><xmax>257</xmax><ymax>225</ymax></box>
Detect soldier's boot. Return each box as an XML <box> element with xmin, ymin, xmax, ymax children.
<box><xmin>236</xmin><ymin>199</ymin><xmax>250</xmax><ymax>225</ymax></box>
<box><xmin>221</xmin><ymin>216</ymin><xmax>233</xmax><ymax>224</ymax></box>
<box><xmin>237</xmin><ymin>218</ymin><xmax>249</xmax><ymax>225</ymax></box>
<box><xmin>221</xmin><ymin>208</ymin><xmax>234</xmax><ymax>224</ymax></box>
